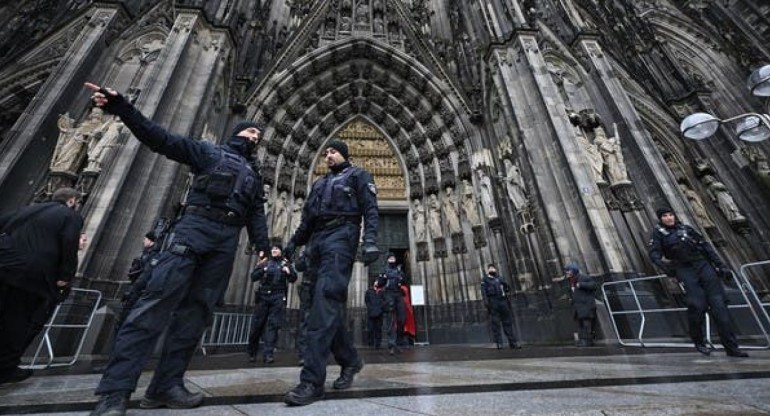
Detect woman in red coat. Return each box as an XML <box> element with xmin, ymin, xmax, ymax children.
<box><xmin>400</xmin><ymin>285</ymin><xmax>416</xmax><ymax>345</ymax></box>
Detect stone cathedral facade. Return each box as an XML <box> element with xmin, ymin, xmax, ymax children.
<box><xmin>0</xmin><ymin>0</ymin><xmax>769</xmax><ymax>346</ymax></box>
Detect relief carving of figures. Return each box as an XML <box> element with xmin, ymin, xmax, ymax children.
<box><xmin>290</xmin><ymin>196</ymin><xmax>304</xmax><ymax>232</ymax></box>
<box><xmin>460</xmin><ymin>178</ymin><xmax>481</xmax><ymax>226</ymax></box>
<box><xmin>574</xmin><ymin>122</ymin><xmax>605</xmax><ymax>184</ymax></box>
<box><xmin>503</xmin><ymin>159</ymin><xmax>528</xmax><ymax>211</ymax></box>
<box><xmin>679</xmin><ymin>182</ymin><xmax>715</xmax><ymax>229</ymax></box>
<box><xmin>443</xmin><ymin>186</ymin><xmax>462</xmax><ymax>235</ymax></box>
<box><xmin>428</xmin><ymin>193</ymin><xmax>444</xmax><ymax>239</ymax></box>
<box><xmin>412</xmin><ymin>198</ymin><xmax>427</xmax><ymax>242</ymax></box>
<box><xmin>84</xmin><ymin>116</ymin><xmax>124</xmax><ymax>173</ymax></box>
<box><xmin>271</xmin><ymin>190</ymin><xmax>289</xmax><ymax>239</ymax></box>
<box><xmin>51</xmin><ymin>108</ymin><xmax>109</xmax><ymax>175</ymax></box>
<box><xmin>703</xmin><ymin>175</ymin><xmax>747</xmax><ymax>224</ymax></box>
<box><xmin>356</xmin><ymin>1</ymin><xmax>370</xmax><ymax>25</ymax></box>
<box><xmin>742</xmin><ymin>146</ymin><xmax>770</xmax><ymax>186</ymax></box>
<box><xmin>476</xmin><ymin>168</ymin><xmax>498</xmax><ymax>219</ymax></box>
<box><xmin>595</xmin><ymin>124</ymin><xmax>630</xmax><ymax>186</ymax></box>
<box><xmin>263</xmin><ymin>183</ymin><xmax>273</xmax><ymax>220</ymax></box>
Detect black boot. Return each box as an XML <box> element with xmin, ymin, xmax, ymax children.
<box><xmin>284</xmin><ymin>382</ymin><xmax>324</xmax><ymax>406</ymax></box>
<box><xmin>725</xmin><ymin>348</ymin><xmax>749</xmax><ymax>358</ymax></box>
<box><xmin>140</xmin><ymin>385</ymin><xmax>203</xmax><ymax>409</ymax></box>
<box><xmin>694</xmin><ymin>343</ymin><xmax>712</xmax><ymax>356</ymax></box>
<box><xmin>91</xmin><ymin>391</ymin><xmax>130</xmax><ymax>416</ymax></box>
<box><xmin>264</xmin><ymin>354</ymin><xmax>274</xmax><ymax>364</ymax></box>
<box><xmin>333</xmin><ymin>360</ymin><xmax>364</xmax><ymax>390</ymax></box>
<box><xmin>510</xmin><ymin>342</ymin><xmax>522</xmax><ymax>349</ymax></box>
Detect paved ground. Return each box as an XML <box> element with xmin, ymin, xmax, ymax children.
<box><xmin>2</xmin><ymin>345</ymin><xmax>769</xmax><ymax>415</ymax></box>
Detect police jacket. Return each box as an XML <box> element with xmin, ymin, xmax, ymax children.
<box><xmin>0</xmin><ymin>201</ymin><xmax>83</xmax><ymax>299</ymax></box>
<box><xmin>99</xmin><ymin>96</ymin><xmax>269</xmax><ymax>253</ymax></box>
<box><xmin>377</xmin><ymin>264</ymin><xmax>405</xmax><ymax>293</ymax></box>
<box><xmin>251</xmin><ymin>257</ymin><xmax>297</xmax><ymax>294</ymax></box>
<box><xmin>648</xmin><ymin>222</ymin><xmax>724</xmax><ymax>270</ymax></box>
<box><xmin>481</xmin><ymin>274</ymin><xmax>510</xmax><ymax>304</ymax></box>
<box><xmin>289</xmin><ymin>161</ymin><xmax>378</xmax><ymax>247</ymax></box>
<box><xmin>365</xmin><ymin>288</ymin><xmax>384</xmax><ymax>317</ymax></box>
<box><xmin>570</xmin><ymin>273</ymin><xmax>597</xmax><ymax>320</ymax></box>
<box><xmin>127</xmin><ymin>244</ymin><xmax>161</xmax><ymax>283</ymax></box>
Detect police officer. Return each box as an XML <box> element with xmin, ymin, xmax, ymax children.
<box><xmin>364</xmin><ymin>281</ymin><xmax>384</xmax><ymax>349</ymax></box>
<box><xmin>481</xmin><ymin>264</ymin><xmax>522</xmax><ymax>349</ymax></box>
<box><xmin>86</xmin><ymin>83</ymin><xmax>270</xmax><ymax>414</ymax></box>
<box><xmin>648</xmin><ymin>207</ymin><xmax>748</xmax><ymax>357</ymax></box>
<box><xmin>376</xmin><ymin>252</ymin><xmax>406</xmax><ymax>354</ymax></box>
<box><xmin>114</xmin><ymin>231</ymin><xmax>161</xmax><ymax>337</ymax></box>
<box><xmin>248</xmin><ymin>244</ymin><xmax>297</xmax><ymax>363</ymax></box>
<box><xmin>562</xmin><ymin>263</ymin><xmax>597</xmax><ymax>347</ymax></box>
<box><xmin>282</xmin><ymin>139</ymin><xmax>379</xmax><ymax>406</ymax></box>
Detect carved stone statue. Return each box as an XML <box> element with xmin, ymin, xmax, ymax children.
<box><xmin>575</xmin><ymin>125</ymin><xmax>605</xmax><ymax>184</ymax></box>
<box><xmin>476</xmin><ymin>168</ymin><xmax>498</xmax><ymax>219</ymax></box>
<box><xmin>263</xmin><ymin>183</ymin><xmax>273</xmax><ymax>220</ymax></box>
<box><xmin>272</xmin><ymin>190</ymin><xmax>289</xmax><ymax>239</ymax></box>
<box><xmin>460</xmin><ymin>178</ymin><xmax>481</xmax><ymax>226</ymax></box>
<box><xmin>412</xmin><ymin>198</ymin><xmax>427</xmax><ymax>242</ymax></box>
<box><xmin>703</xmin><ymin>175</ymin><xmax>746</xmax><ymax>223</ymax></box>
<box><xmin>84</xmin><ymin>116</ymin><xmax>124</xmax><ymax>173</ymax></box>
<box><xmin>679</xmin><ymin>183</ymin><xmax>715</xmax><ymax>229</ymax></box>
<box><xmin>443</xmin><ymin>186</ymin><xmax>462</xmax><ymax>234</ymax></box>
<box><xmin>504</xmin><ymin>159</ymin><xmax>528</xmax><ymax>210</ymax></box>
<box><xmin>289</xmin><ymin>196</ymin><xmax>304</xmax><ymax>235</ymax></box>
<box><xmin>52</xmin><ymin>108</ymin><xmax>108</xmax><ymax>175</ymax></box>
<box><xmin>596</xmin><ymin>125</ymin><xmax>630</xmax><ymax>186</ymax></box>
<box><xmin>428</xmin><ymin>193</ymin><xmax>444</xmax><ymax>239</ymax></box>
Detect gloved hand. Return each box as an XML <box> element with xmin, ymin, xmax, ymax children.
<box><xmin>56</xmin><ymin>285</ymin><xmax>71</xmax><ymax>303</ymax></box>
<box><xmin>85</xmin><ymin>82</ymin><xmax>131</xmax><ymax>116</ymax></box>
<box><xmin>284</xmin><ymin>240</ymin><xmax>296</xmax><ymax>260</ymax></box>
<box><xmin>716</xmin><ymin>266</ymin><xmax>733</xmax><ymax>283</ymax></box>
<box><xmin>362</xmin><ymin>244</ymin><xmax>380</xmax><ymax>266</ymax></box>
<box><xmin>663</xmin><ymin>267</ymin><xmax>677</xmax><ymax>278</ymax></box>
<box><xmin>294</xmin><ymin>252</ymin><xmax>307</xmax><ymax>273</ymax></box>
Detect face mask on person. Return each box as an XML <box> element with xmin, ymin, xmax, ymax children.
<box><xmin>226</xmin><ymin>136</ymin><xmax>257</xmax><ymax>158</ymax></box>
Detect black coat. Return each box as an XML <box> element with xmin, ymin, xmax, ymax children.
<box><xmin>0</xmin><ymin>201</ymin><xmax>83</xmax><ymax>299</ymax></box>
<box><xmin>365</xmin><ymin>288</ymin><xmax>384</xmax><ymax>317</ymax></box>
<box><xmin>571</xmin><ymin>273</ymin><xmax>597</xmax><ymax>320</ymax></box>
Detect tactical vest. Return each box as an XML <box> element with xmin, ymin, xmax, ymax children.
<box><xmin>310</xmin><ymin>166</ymin><xmax>361</xmax><ymax>218</ymax></box>
<box><xmin>657</xmin><ymin>225</ymin><xmax>706</xmax><ymax>264</ymax></box>
<box><xmin>482</xmin><ymin>276</ymin><xmax>505</xmax><ymax>298</ymax></box>
<box><xmin>383</xmin><ymin>265</ymin><xmax>403</xmax><ymax>292</ymax></box>
<box><xmin>187</xmin><ymin>148</ymin><xmax>258</xmax><ymax>217</ymax></box>
<box><xmin>259</xmin><ymin>258</ymin><xmax>288</xmax><ymax>293</ymax></box>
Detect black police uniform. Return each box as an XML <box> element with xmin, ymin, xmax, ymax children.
<box><xmin>284</xmin><ymin>155</ymin><xmax>378</xmax><ymax>404</ymax></box>
<box><xmin>564</xmin><ymin>264</ymin><xmax>597</xmax><ymax>346</ymax></box>
<box><xmin>248</xmin><ymin>256</ymin><xmax>297</xmax><ymax>362</ymax></box>
<box><xmin>648</xmin><ymin>219</ymin><xmax>743</xmax><ymax>354</ymax></box>
<box><xmin>376</xmin><ymin>264</ymin><xmax>406</xmax><ymax>350</ymax></box>
<box><xmin>93</xmin><ymin>92</ymin><xmax>269</xmax><ymax>398</ymax></box>
<box><xmin>364</xmin><ymin>286</ymin><xmax>384</xmax><ymax>349</ymax></box>
<box><xmin>481</xmin><ymin>273</ymin><xmax>520</xmax><ymax>348</ymax></box>
<box><xmin>114</xmin><ymin>241</ymin><xmax>162</xmax><ymax>336</ymax></box>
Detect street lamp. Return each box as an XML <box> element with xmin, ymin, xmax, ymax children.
<box><xmin>680</xmin><ymin>64</ymin><xmax>770</xmax><ymax>142</ymax></box>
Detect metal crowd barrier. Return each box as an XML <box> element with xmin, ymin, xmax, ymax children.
<box><xmin>200</xmin><ymin>312</ymin><xmax>253</xmax><ymax>355</ymax></box>
<box><xmin>22</xmin><ymin>288</ymin><xmax>102</xmax><ymax>369</ymax></box>
<box><xmin>602</xmin><ymin>269</ymin><xmax>770</xmax><ymax>349</ymax></box>
<box><xmin>739</xmin><ymin>260</ymin><xmax>770</xmax><ymax>333</ymax></box>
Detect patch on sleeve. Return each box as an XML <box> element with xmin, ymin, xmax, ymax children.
<box><xmin>647</xmin><ymin>239</ymin><xmax>654</xmax><ymax>247</ymax></box>
<box><xmin>367</xmin><ymin>183</ymin><xmax>377</xmax><ymax>195</ymax></box>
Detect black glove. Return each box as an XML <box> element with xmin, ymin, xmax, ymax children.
<box><xmin>716</xmin><ymin>266</ymin><xmax>733</xmax><ymax>283</ymax></box>
<box><xmin>284</xmin><ymin>240</ymin><xmax>296</xmax><ymax>260</ymax></box>
<box><xmin>294</xmin><ymin>252</ymin><xmax>307</xmax><ymax>273</ymax></box>
<box><xmin>663</xmin><ymin>266</ymin><xmax>677</xmax><ymax>278</ymax></box>
<box><xmin>362</xmin><ymin>244</ymin><xmax>380</xmax><ymax>266</ymax></box>
<box><xmin>95</xmin><ymin>87</ymin><xmax>131</xmax><ymax>116</ymax></box>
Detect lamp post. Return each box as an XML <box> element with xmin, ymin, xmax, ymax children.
<box><xmin>680</xmin><ymin>64</ymin><xmax>770</xmax><ymax>142</ymax></box>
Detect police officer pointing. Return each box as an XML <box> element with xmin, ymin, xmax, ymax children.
<box><xmin>283</xmin><ymin>139</ymin><xmax>379</xmax><ymax>406</ymax></box>
<box><xmin>648</xmin><ymin>207</ymin><xmax>747</xmax><ymax>358</ymax></box>
<box><xmin>86</xmin><ymin>83</ymin><xmax>270</xmax><ymax>415</ymax></box>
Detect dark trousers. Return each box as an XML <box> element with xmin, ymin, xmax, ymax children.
<box><xmin>0</xmin><ymin>283</ymin><xmax>48</xmax><ymax>372</ymax></box>
<box><xmin>96</xmin><ymin>215</ymin><xmax>240</xmax><ymax>395</ymax></box>
<box><xmin>248</xmin><ymin>291</ymin><xmax>286</xmax><ymax>358</ymax></box>
<box><xmin>488</xmin><ymin>297</ymin><xmax>518</xmax><ymax>346</ymax></box>
<box><xmin>367</xmin><ymin>315</ymin><xmax>383</xmax><ymax>348</ymax></box>
<box><xmin>296</xmin><ymin>283</ymin><xmax>312</xmax><ymax>359</ymax></box>
<box><xmin>300</xmin><ymin>223</ymin><xmax>360</xmax><ymax>387</ymax></box>
<box><xmin>677</xmin><ymin>261</ymin><xmax>739</xmax><ymax>350</ymax></box>
<box><xmin>577</xmin><ymin>318</ymin><xmax>593</xmax><ymax>343</ymax></box>
<box><xmin>383</xmin><ymin>292</ymin><xmax>405</xmax><ymax>348</ymax></box>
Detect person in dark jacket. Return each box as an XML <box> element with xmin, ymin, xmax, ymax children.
<box><xmin>0</xmin><ymin>187</ymin><xmax>83</xmax><ymax>385</ymax></box>
<box><xmin>86</xmin><ymin>83</ymin><xmax>270</xmax><ymax>414</ymax></box>
<box><xmin>563</xmin><ymin>263</ymin><xmax>597</xmax><ymax>346</ymax></box>
<box><xmin>114</xmin><ymin>231</ymin><xmax>162</xmax><ymax>337</ymax></box>
<box><xmin>376</xmin><ymin>252</ymin><xmax>406</xmax><ymax>354</ymax></box>
<box><xmin>248</xmin><ymin>244</ymin><xmax>297</xmax><ymax>364</ymax></box>
<box><xmin>364</xmin><ymin>282</ymin><xmax>384</xmax><ymax>349</ymax></box>
<box><xmin>648</xmin><ymin>207</ymin><xmax>747</xmax><ymax>358</ymax></box>
<box><xmin>480</xmin><ymin>264</ymin><xmax>521</xmax><ymax>349</ymax></box>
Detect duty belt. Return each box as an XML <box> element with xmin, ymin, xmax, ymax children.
<box><xmin>315</xmin><ymin>216</ymin><xmax>356</xmax><ymax>231</ymax></box>
<box><xmin>185</xmin><ymin>205</ymin><xmax>245</xmax><ymax>226</ymax></box>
